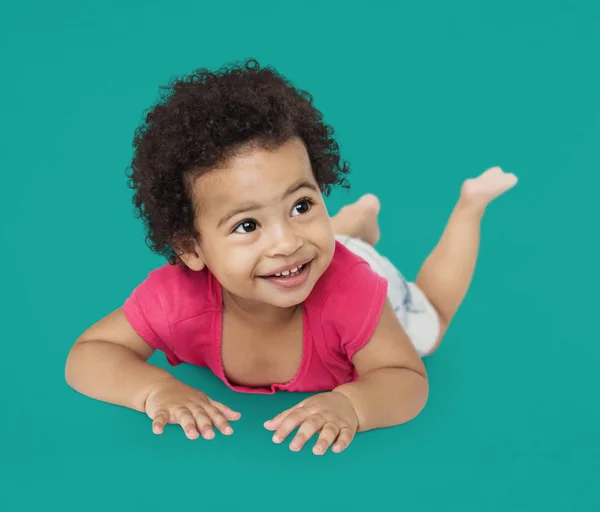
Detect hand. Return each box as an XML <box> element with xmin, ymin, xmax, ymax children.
<box><xmin>144</xmin><ymin>377</ymin><xmax>241</xmax><ymax>440</ymax></box>
<box><xmin>264</xmin><ymin>392</ymin><xmax>359</xmax><ymax>455</ymax></box>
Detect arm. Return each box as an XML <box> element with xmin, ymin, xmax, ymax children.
<box><xmin>66</xmin><ymin>306</ymin><xmax>240</xmax><ymax>439</ymax></box>
<box><xmin>65</xmin><ymin>306</ymin><xmax>175</xmax><ymax>412</ymax></box>
<box><xmin>333</xmin><ymin>298</ymin><xmax>429</xmax><ymax>432</ymax></box>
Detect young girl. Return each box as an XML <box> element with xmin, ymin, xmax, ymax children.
<box><xmin>65</xmin><ymin>58</ymin><xmax>517</xmax><ymax>456</ymax></box>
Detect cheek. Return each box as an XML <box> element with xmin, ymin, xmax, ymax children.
<box><xmin>310</xmin><ymin>217</ymin><xmax>335</xmax><ymax>246</ymax></box>
<box><xmin>213</xmin><ymin>245</ymin><xmax>258</xmax><ymax>277</ymax></box>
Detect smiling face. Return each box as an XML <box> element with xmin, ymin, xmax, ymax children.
<box><xmin>182</xmin><ymin>137</ymin><xmax>336</xmax><ymax>312</ymax></box>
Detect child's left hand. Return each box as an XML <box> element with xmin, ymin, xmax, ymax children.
<box><xmin>264</xmin><ymin>391</ymin><xmax>358</xmax><ymax>455</ymax></box>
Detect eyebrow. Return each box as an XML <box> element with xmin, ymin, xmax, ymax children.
<box><xmin>217</xmin><ymin>179</ymin><xmax>319</xmax><ymax>229</ymax></box>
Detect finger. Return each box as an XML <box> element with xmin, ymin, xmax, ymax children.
<box><xmin>289</xmin><ymin>414</ymin><xmax>327</xmax><ymax>452</ymax></box>
<box><xmin>264</xmin><ymin>406</ymin><xmax>296</xmax><ymax>430</ymax></box>
<box><xmin>203</xmin><ymin>404</ymin><xmax>234</xmax><ymax>436</ymax></box>
<box><xmin>189</xmin><ymin>408</ymin><xmax>215</xmax><ymax>440</ymax></box>
<box><xmin>265</xmin><ymin>398</ymin><xmax>310</xmax><ymax>430</ymax></box>
<box><xmin>152</xmin><ymin>410</ymin><xmax>169</xmax><ymax>435</ymax></box>
<box><xmin>332</xmin><ymin>427</ymin><xmax>355</xmax><ymax>453</ymax></box>
<box><xmin>176</xmin><ymin>409</ymin><xmax>201</xmax><ymax>440</ymax></box>
<box><xmin>208</xmin><ymin>399</ymin><xmax>241</xmax><ymax>421</ymax></box>
<box><xmin>312</xmin><ymin>422</ymin><xmax>341</xmax><ymax>456</ymax></box>
<box><xmin>272</xmin><ymin>408</ymin><xmax>310</xmax><ymax>444</ymax></box>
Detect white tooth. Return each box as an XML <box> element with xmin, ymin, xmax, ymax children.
<box><xmin>282</xmin><ymin>270</ymin><xmax>290</xmax><ymax>276</ymax></box>
<box><xmin>290</xmin><ymin>267</ymin><xmax>299</xmax><ymax>273</ymax></box>
<box><xmin>275</xmin><ymin>272</ymin><xmax>282</xmax><ymax>277</ymax></box>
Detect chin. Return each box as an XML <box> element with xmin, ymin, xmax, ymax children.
<box><xmin>269</xmin><ymin>290</ymin><xmax>311</xmax><ymax>309</ymax></box>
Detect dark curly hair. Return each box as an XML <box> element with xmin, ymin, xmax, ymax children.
<box><xmin>126</xmin><ymin>57</ymin><xmax>351</xmax><ymax>266</ymax></box>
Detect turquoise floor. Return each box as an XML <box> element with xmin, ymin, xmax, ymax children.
<box><xmin>1</xmin><ymin>1</ymin><xmax>598</xmax><ymax>510</ymax></box>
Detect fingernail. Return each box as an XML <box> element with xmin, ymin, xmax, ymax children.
<box><xmin>273</xmin><ymin>435</ymin><xmax>281</xmax><ymax>443</ymax></box>
<box><xmin>224</xmin><ymin>427</ymin><xmax>233</xmax><ymax>435</ymax></box>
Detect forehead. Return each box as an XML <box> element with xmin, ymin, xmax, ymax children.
<box><xmin>193</xmin><ymin>138</ymin><xmax>316</xmax><ymax>214</ymax></box>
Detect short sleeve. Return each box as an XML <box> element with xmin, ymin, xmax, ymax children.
<box><xmin>122</xmin><ymin>270</ymin><xmax>182</xmax><ymax>366</ymax></box>
<box><xmin>324</xmin><ymin>261</ymin><xmax>388</xmax><ymax>361</ymax></box>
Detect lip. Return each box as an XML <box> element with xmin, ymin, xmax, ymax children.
<box><xmin>260</xmin><ymin>257</ymin><xmax>314</xmax><ymax>277</ymax></box>
<box><xmin>260</xmin><ymin>261</ymin><xmax>312</xmax><ymax>289</ymax></box>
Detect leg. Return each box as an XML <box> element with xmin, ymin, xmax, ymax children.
<box><xmin>416</xmin><ymin>167</ymin><xmax>518</xmax><ymax>353</ymax></box>
<box><xmin>330</xmin><ymin>194</ymin><xmax>381</xmax><ymax>246</ymax></box>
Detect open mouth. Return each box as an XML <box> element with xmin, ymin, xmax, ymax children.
<box><xmin>267</xmin><ymin>263</ymin><xmax>307</xmax><ymax>278</ymax></box>
<box><xmin>259</xmin><ymin>260</ymin><xmax>312</xmax><ymax>288</ymax></box>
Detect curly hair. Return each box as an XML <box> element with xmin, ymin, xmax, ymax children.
<box><xmin>126</xmin><ymin>57</ymin><xmax>351</xmax><ymax>266</ymax></box>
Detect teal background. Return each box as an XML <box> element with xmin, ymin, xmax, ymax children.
<box><xmin>1</xmin><ymin>0</ymin><xmax>599</xmax><ymax>510</ymax></box>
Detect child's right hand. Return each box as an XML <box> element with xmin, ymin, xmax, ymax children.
<box><xmin>144</xmin><ymin>378</ymin><xmax>241</xmax><ymax>440</ymax></box>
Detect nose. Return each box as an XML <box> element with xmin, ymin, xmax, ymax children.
<box><xmin>265</xmin><ymin>222</ymin><xmax>304</xmax><ymax>258</ymax></box>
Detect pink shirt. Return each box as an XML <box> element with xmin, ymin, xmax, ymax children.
<box><xmin>123</xmin><ymin>241</ymin><xmax>388</xmax><ymax>394</ymax></box>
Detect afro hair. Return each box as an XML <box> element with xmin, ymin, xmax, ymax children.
<box><xmin>126</xmin><ymin>57</ymin><xmax>351</xmax><ymax>266</ymax></box>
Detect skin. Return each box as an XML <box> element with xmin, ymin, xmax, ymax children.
<box><xmin>180</xmin><ymin>137</ymin><xmax>337</xmax><ymax>321</ymax></box>
<box><xmin>177</xmin><ymin>136</ymin><xmax>429</xmax><ymax>454</ymax></box>
<box><xmin>65</xmin><ymin>134</ymin><xmax>517</xmax><ymax>455</ymax></box>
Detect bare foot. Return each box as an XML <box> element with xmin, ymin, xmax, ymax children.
<box><xmin>331</xmin><ymin>193</ymin><xmax>381</xmax><ymax>245</ymax></box>
<box><xmin>461</xmin><ymin>167</ymin><xmax>518</xmax><ymax>210</ymax></box>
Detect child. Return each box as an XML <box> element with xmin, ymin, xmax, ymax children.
<box><xmin>65</xmin><ymin>58</ymin><xmax>517</xmax><ymax>455</ymax></box>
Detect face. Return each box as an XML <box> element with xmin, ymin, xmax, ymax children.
<box><xmin>185</xmin><ymin>137</ymin><xmax>336</xmax><ymax>312</ymax></box>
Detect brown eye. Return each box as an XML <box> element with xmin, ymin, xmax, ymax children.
<box><xmin>292</xmin><ymin>198</ymin><xmax>314</xmax><ymax>216</ymax></box>
<box><xmin>233</xmin><ymin>220</ymin><xmax>258</xmax><ymax>234</ymax></box>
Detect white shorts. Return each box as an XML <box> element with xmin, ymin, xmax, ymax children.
<box><xmin>336</xmin><ymin>235</ymin><xmax>440</xmax><ymax>357</ymax></box>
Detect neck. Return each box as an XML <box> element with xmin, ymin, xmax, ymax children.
<box><xmin>222</xmin><ymin>289</ymin><xmax>299</xmax><ymax>327</ymax></box>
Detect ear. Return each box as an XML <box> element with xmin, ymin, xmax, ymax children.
<box><xmin>175</xmin><ymin>238</ymin><xmax>206</xmax><ymax>272</ymax></box>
